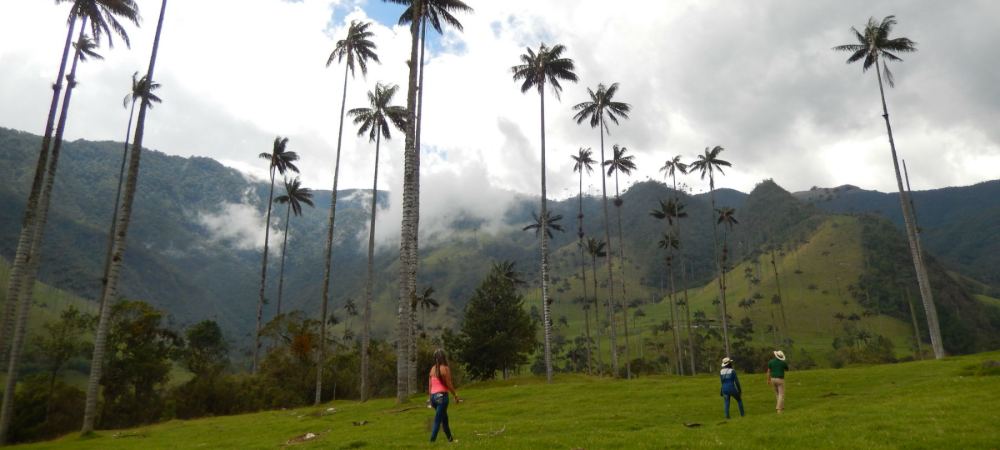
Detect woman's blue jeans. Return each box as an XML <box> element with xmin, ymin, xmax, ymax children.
<box><xmin>723</xmin><ymin>392</ymin><xmax>745</xmax><ymax>418</ymax></box>
<box><xmin>430</xmin><ymin>393</ymin><xmax>452</xmax><ymax>442</ymax></box>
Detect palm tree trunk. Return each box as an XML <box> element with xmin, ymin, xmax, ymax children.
<box><xmin>361</xmin><ymin>129</ymin><xmax>381</xmax><ymax>402</ymax></box>
<box><xmin>0</xmin><ymin>18</ymin><xmax>87</xmax><ymax>443</ymax></box>
<box><xmin>82</xmin><ymin>0</ymin><xmax>167</xmax><ymax>434</ymax></box>
<box><xmin>672</xmin><ymin>176</ymin><xmax>696</xmax><ymax>375</ymax></box>
<box><xmin>407</xmin><ymin>14</ymin><xmax>429</xmax><ymax>397</ymax></box>
<box><xmin>613</xmin><ymin>171</ymin><xmax>631</xmax><ymax>378</ymax></box>
<box><xmin>97</xmin><ymin>100</ymin><xmax>137</xmax><ymax>313</ymax></box>
<box><xmin>681</xmin><ymin>259</ymin><xmax>695</xmax><ymax>375</ymax></box>
<box><xmin>597</xmin><ymin>118</ymin><xmax>618</xmax><ymax>375</ymax></box>
<box><xmin>709</xmin><ymin>174</ymin><xmax>731</xmax><ymax>357</ymax></box>
<box><xmin>253</xmin><ymin>166</ymin><xmax>276</xmax><ymax>374</ymax></box>
<box><xmin>276</xmin><ymin>203</ymin><xmax>292</xmax><ymax>316</ymax></box>
<box><xmin>538</xmin><ymin>88</ymin><xmax>554</xmax><ymax>384</ymax></box>
<box><xmin>315</xmin><ymin>60</ymin><xmax>351</xmax><ymax>406</ymax></box>
<box><xmin>0</xmin><ymin>18</ymin><xmax>77</xmax><ymax>365</ymax></box>
<box><xmin>770</xmin><ymin>250</ymin><xmax>788</xmax><ymax>344</ymax></box>
<box><xmin>396</xmin><ymin>0</ymin><xmax>421</xmax><ymax>403</ymax></box>
<box><xmin>905</xmin><ymin>287</ymin><xmax>924</xmax><ymax>359</ymax></box>
<box><xmin>874</xmin><ymin>61</ymin><xmax>943</xmax><ymax>358</ymax></box>
<box><xmin>590</xmin><ymin>255</ymin><xmax>603</xmax><ymax>375</ymax></box>
<box><xmin>667</xmin><ymin>257</ymin><xmax>682</xmax><ymax>376</ymax></box>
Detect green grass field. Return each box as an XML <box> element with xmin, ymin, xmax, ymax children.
<box><xmin>17</xmin><ymin>351</ymin><xmax>1000</xmax><ymax>449</ymax></box>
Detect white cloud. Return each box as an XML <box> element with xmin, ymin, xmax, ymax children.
<box><xmin>197</xmin><ymin>189</ymin><xmax>283</xmax><ymax>252</ymax></box>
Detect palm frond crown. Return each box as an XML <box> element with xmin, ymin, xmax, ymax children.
<box><xmin>511</xmin><ymin>43</ymin><xmax>578</xmax><ymax>98</ymax></box>
<box><xmin>327</xmin><ymin>20</ymin><xmax>381</xmax><ymax>77</ymax></box>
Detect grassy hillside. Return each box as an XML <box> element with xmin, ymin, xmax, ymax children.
<box><xmin>16</xmin><ymin>351</ymin><xmax>1000</xmax><ymax>449</ymax></box>
<box><xmin>0</xmin><ymin>258</ymin><xmax>96</xmax><ymax>341</ymax></box>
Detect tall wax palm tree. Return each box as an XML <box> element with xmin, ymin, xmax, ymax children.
<box><xmin>317</xmin><ymin>20</ymin><xmax>380</xmax><ymax>405</ymax></box>
<box><xmin>603</xmin><ymin>143</ymin><xmax>636</xmax><ymax>377</ymax></box>
<box><xmin>572</xmin><ymin>82</ymin><xmax>629</xmax><ymax>376</ymax></box>
<box><xmin>412</xmin><ymin>286</ymin><xmax>439</xmax><ymax>337</ymax></box>
<box><xmin>571</xmin><ymin>148</ymin><xmax>595</xmax><ymax>371</ymax></box>
<box><xmin>585</xmin><ymin>237</ymin><xmax>606</xmax><ymax>374</ymax></box>
<box><xmin>716</xmin><ymin>206</ymin><xmax>739</xmax><ymax>354</ymax></box>
<box><xmin>254</xmin><ymin>137</ymin><xmax>299</xmax><ymax>373</ymax></box>
<box><xmin>651</xmin><ymin>201</ymin><xmax>685</xmax><ymax>375</ymax></box>
<box><xmin>511</xmin><ymin>43</ymin><xmax>577</xmax><ymax>383</ymax></box>
<box><xmin>273</xmin><ymin>177</ymin><xmax>315</xmax><ymax>316</ymax></box>
<box><xmin>0</xmin><ymin>27</ymin><xmax>115</xmax><ymax>445</ymax></box>
<box><xmin>689</xmin><ymin>145</ymin><xmax>733</xmax><ymax>357</ymax></box>
<box><xmin>392</xmin><ymin>0</ymin><xmax>472</xmax><ymax>395</ymax></box>
<box><xmin>659</xmin><ymin>156</ymin><xmax>695</xmax><ymax>374</ymax></box>
<box><xmin>833</xmin><ymin>15</ymin><xmax>942</xmax><ymax>358</ymax></box>
<box><xmin>97</xmin><ymin>72</ymin><xmax>160</xmax><ymax>309</ymax></box>
<box><xmin>81</xmin><ymin>0</ymin><xmax>166</xmax><ymax>435</ymax></box>
<box><xmin>769</xmin><ymin>249</ymin><xmax>789</xmax><ymax>344</ymax></box>
<box><xmin>349</xmin><ymin>82</ymin><xmax>407</xmax><ymax>401</ymax></box>
<box><xmin>1</xmin><ymin>0</ymin><xmax>139</xmax><ymax>371</ymax></box>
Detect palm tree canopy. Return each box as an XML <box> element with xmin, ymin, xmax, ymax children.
<box><xmin>650</xmin><ymin>199</ymin><xmax>687</xmax><ymax>225</ymax></box>
<box><xmin>689</xmin><ymin>145</ymin><xmax>731</xmax><ymax>180</ymax></box>
<box><xmin>491</xmin><ymin>261</ymin><xmax>525</xmax><ymax>286</ymax></box>
<box><xmin>523</xmin><ymin>210</ymin><xmax>565</xmax><ymax>239</ymax></box>
<box><xmin>585</xmin><ymin>237</ymin><xmax>607</xmax><ymax>259</ymax></box>
<box><xmin>59</xmin><ymin>0</ymin><xmax>141</xmax><ymax>49</ymax></box>
<box><xmin>658</xmin><ymin>232</ymin><xmax>679</xmax><ymax>251</ymax></box>
<box><xmin>832</xmin><ymin>15</ymin><xmax>916</xmax><ymax>88</ymax></box>
<box><xmin>258</xmin><ymin>136</ymin><xmax>300</xmax><ymax>176</ymax></box>
<box><xmin>603</xmin><ymin>144</ymin><xmax>637</xmax><ymax>177</ymax></box>
<box><xmin>347</xmin><ymin>82</ymin><xmax>408</xmax><ymax>142</ymax></box>
<box><xmin>73</xmin><ymin>34</ymin><xmax>104</xmax><ymax>62</ymax></box>
<box><xmin>393</xmin><ymin>0</ymin><xmax>473</xmax><ymax>34</ymax></box>
<box><xmin>274</xmin><ymin>177</ymin><xmax>315</xmax><ymax>216</ymax></box>
<box><xmin>716</xmin><ymin>207</ymin><xmax>739</xmax><ymax>229</ymax></box>
<box><xmin>411</xmin><ymin>286</ymin><xmax>440</xmax><ymax>311</ymax></box>
<box><xmin>510</xmin><ymin>43</ymin><xmax>578</xmax><ymax>98</ymax></box>
<box><xmin>327</xmin><ymin>20</ymin><xmax>380</xmax><ymax>77</ymax></box>
<box><xmin>122</xmin><ymin>70</ymin><xmax>162</xmax><ymax>108</ymax></box>
<box><xmin>659</xmin><ymin>155</ymin><xmax>688</xmax><ymax>179</ymax></box>
<box><xmin>571</xmin><ymin>147</ymin><xmax>595</xmax><ymax>174</ymax></box>
<box><xmin>571</xmin><ymin>82</ymin><xmax>631</xmax><ymax>133</ymax></box>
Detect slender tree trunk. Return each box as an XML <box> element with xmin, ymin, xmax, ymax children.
<box><xmin>316</xmin><ymin>61</ymin><xmax>351</xmax><ymax>406</ymax></box>
<box><xmin>576</xmin><ymin>166</ymin><xmax>592</xmax><ymax>375</ymax></box>
<box><xmin>672</xmin><ymin>176</ymin><xmax>696</xmax><ymax>375</ymax></box>
<box><xmin>613</xmin><ymin>171</ymin><xmax>631</xmax><ymax>378</ymax></box>
<box><xmin>97</xmin><ymin>100</ymin><xmax>136</xmax><ymax>313</ymax></box>
<box><xmin>0</xmin><ymin>19</ymin><xmax>76</xmax><ymax>365</ymax></box>
<box><xmin>905</xmin><ymin>287</ymin><xmax>924</xmax><ymax>360</ymax></box>
<box><xmin>770</xmin><ymin>250</ymin><xmax>788</xmax><ymax>344</ymax></box>
<box><xmin>396</xmin><ymin>1</ymin><xmax>421</xmax><ymax>403</ymax></box>
<box><xmin>0</xmin><ymin>19</ymin><xmax>88</xmax><ymax>443</ymax></box>
<box><xmin>361</xmin><ymin>129</ymin><xmax>381</xmax><ymax>402</ymax></box>
<box><xmin>681</xmin><ymin>259</ymin><xmax>695</xmax><ymax>375</ymax></box>
<box><xmin>874</xmin><ymin>62</ymin><xmax>943</xmax><ymax>358</ymax></box>
<box><xmin>597</xmin><ymin>119</ymin><xmax>618</xmax><ymax>375</ymax></box>
<box><xmin>538</xmin><ymin>88</ymin><xmax>554</xmax><ymax>384</ymax></box>
<box><xmin>667</xmin><ymin>257</ymin><xmax>682</xmax><ymax>376</ymax></box>
<box><xmin>276</xmin><ymin>203</ymin><xmax>292</xmax><ymax>316</ymax></box>
<box><xmin>253</xmin><ymin>166</ymin><xmax>277</xmax><ymax>373</ymax></box>
<box><xmin>82</xmin><ymin>0</ymin><xmax>167</xmax><ymax>434</ymax></box>
<box><xmin>591</xmin><ymin>256</ymin><xmax>603</xmax><ymax>375</ymax></box>
<box><xmin>709</xmin><ymin>175</ymin><xmax>731</xmax><ymax>357</ymax></box>
<box><xmin>407</xmin><ymin>14</ymin><xmax>429</xmax><ymax>396</ymax></box>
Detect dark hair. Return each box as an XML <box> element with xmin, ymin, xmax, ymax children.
<box><xmin>433</xmin><ymin>349</ymin><xmax>448</xmax><ymax>378</ymax></box>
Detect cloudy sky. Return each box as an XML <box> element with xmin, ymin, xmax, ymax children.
<box><xmin>2</xmin><ymin>0</ymin><xmax>998</xmax><ymax>240</ymax></box>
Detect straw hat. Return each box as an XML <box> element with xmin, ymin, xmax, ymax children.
<box><xmin>721</xmin><ymin>357</ymin><xmax>734</xmax><ymax>367</ymax></box>
<box><xmin>774</xmin><ymin>350</ymin><xmax>786</xmax><ymax>361</ymax></box>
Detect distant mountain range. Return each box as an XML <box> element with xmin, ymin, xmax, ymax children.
<box><xmin>2</xmin><ymin>127</ymin><xmax>998</xmax><ymax>355</ymax></box>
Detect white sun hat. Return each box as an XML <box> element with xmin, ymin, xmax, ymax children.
<box><xmin>721</xmin><ymin>357</ymin><xmax>734</xmax><ymax>367</ymax></box>
<box><xmin>774</xmin><ymin>350</ymin><xmax>786</xmax><ymax>361</ymax></box>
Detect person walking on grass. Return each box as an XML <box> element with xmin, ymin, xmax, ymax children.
<box><xmin>719</xmin><ymin>357</ymin><xmax>745</xmax><ymax>419</ymax></box>
<box><xmin>767</xmin><ymin>350</ymin><xmax>789</xmax><ymax>413</ymax></box>
<box><xmin>428</xmin><ymin>348</ymin><xmax>461</xmax><ymax>443</ymax></box>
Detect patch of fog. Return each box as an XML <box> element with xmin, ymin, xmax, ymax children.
<box><xmin>196</xmin><ymin>188</ymin><xmax>283</xmax><ymax>253</ymax></box>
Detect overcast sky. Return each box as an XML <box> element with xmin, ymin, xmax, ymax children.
<box><xmin>2</xmin><ymin>0</ymin><xmax>998</xmax><ymax>228</ymax></box>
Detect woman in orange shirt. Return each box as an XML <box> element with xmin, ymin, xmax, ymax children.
<box><xmin>428</xmin><ymin>349</ymin><xmax>460</xmax><ymax>443</ymax></box>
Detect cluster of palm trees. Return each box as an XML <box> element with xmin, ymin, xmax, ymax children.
<box><xmin>0</xmin><ymin>3</ymin><xmax>949</xmax><ymax>440</ymax></box>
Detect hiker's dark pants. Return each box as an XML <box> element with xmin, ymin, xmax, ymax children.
<box><xmin>723</xmin><ymin>392</ymin><xmax>745</xmax><ymax>418</ymax></box>
<box><xmin>430</xmin><ymin>393</ymin><xmax>452</xmax><ymax>442</ymax></box>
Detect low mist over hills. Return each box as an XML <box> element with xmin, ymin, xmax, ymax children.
<box><xmin>2</xmin><ymin>127</ymin><xmax>998</xmax><ymax>355</ymax></box>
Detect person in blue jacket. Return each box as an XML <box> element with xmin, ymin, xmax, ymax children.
<box><xmin>719</xmin><ymin>357</ymin><xmax>745</xmax><ymax>419</ymax></box>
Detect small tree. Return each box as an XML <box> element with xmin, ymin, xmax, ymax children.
<box><xmin>443</xmin><ymin>262</ymin><xmax>538</xmax><ymax>380</ymax></box>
